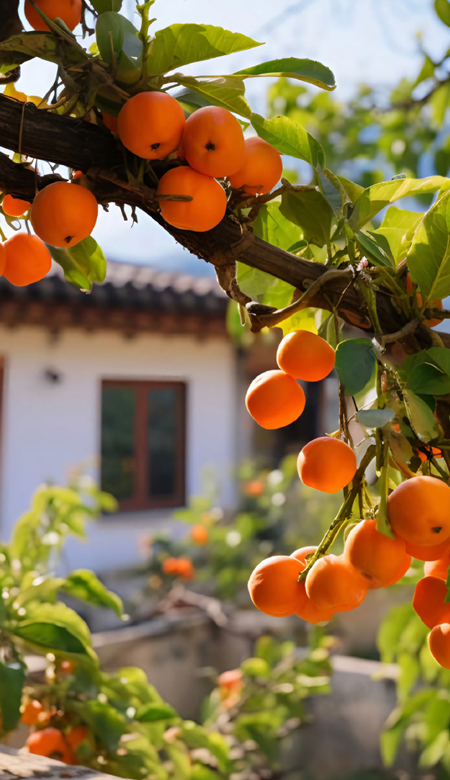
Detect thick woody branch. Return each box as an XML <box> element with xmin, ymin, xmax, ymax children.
<box><xmin>0</xmin><ymin>94</ymin><xmax>443</xmax><ymax>343</ymax></box>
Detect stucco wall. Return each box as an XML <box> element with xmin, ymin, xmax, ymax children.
<box><xmin>0</xmin><ymin>325</ymin><xmax>237</xmax><ymax>573</ymax></box>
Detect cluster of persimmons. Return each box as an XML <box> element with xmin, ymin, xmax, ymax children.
<box><xmin>246</xmin><ymin>329</ymin><xmax>450</xmax><ymax>669</ymax></box>
<box><xmin>17</xmin><ymin>661</ymin><xmax>93</xmax><ymax>765</ymax></box>
<box><xmin>1</xmin><ymin>0</ymin><xmax>283</xmax><ymax>288</ymax></box>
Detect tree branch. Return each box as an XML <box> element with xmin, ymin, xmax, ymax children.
<box><xmin>0</xmin><ymin>94</ymin><xmax>436</xmax><ymax>340</ymax></box>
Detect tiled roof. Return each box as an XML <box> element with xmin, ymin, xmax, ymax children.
<box><xmin>0</xmin><ymin>261</ymin><xmax>228</xmax><ymax>336</ymax></box>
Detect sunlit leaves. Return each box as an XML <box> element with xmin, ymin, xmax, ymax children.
<box><xmin>403</xmin><ymin>390</ymin><xmax>439</xmax><ymax>442</ymax></box>
<box><xmin>11</xmin><ymin>602</ymin><xmax>94</xmax><ymax>657</ymax></box>
<box><xmin>49</xmin><ymin>237</ymin><xmax>107</xmax><ymax>291</ymax></box>
<box><xmin>96</xmin><ymin>13</ymin><xmax>143</xmax><ymax>85</ymax></box>
<box><xmin>174</xmin><ymin>75</ymin><xmax>251</xmax><ymax>118</ymax></box>
<box><xmin>435</xmin><ymin>0</ymin><xmax>450</xmax><ymax>27</ymax></box>
<box><xmin>91</xmin><ymin>0</ymin><xmax>123</xmax><ymax>12</ymax></box>
<box><xmin>62</xmin><ymin>570</ymin><xmax>124</xmax><ymax>617</ymax></box>
<box><xmin>147</xmin><ymin>24</ymin><xmax>262</xmax><ymax>76</ymax></box>
<box><xmin>280</xmin><ymin>188</ymin><xmax>333</xmax><ymax>246</ymax></box>
<box><xmin>407</xmin><ymin>189</ymin><xmax>450</xmax><ymax>303</ymax></box>
<box><xmin>251</xmin><ymin>113</ymin><xmax>325</xmax><ymax>169</ymax></box>
<box><xmin>235</xmin><ymin>58</ymin><xmax>336</xmax><ymax>91</ymax></box>
<box><xmin>348</xmin><ymin>176</ymin><xmax>450</xmax><ymax>231</ymax></box>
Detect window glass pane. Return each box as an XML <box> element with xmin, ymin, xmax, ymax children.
<box><xmin>101</xmin><ymin>387</ymin><xmax>135</xmax><ymax>501</ymax></box>
<box><xmin>148</xmin><ymin>388</ymin><xmax>178</xmax><ymax>497</ymax></box>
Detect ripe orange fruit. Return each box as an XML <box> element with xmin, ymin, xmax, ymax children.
<box><xmin>31</xmin><ymin>182</ymin><xmax>98</xmax><ymax>248</ymax></box>
<box><xmin>290</xmin><ymin>547</ymin><xmax>336</xmax><ymax>623</ymax></box>
<box><xmin>26</xmin><ymin>728</ymin><xmax>72</xmax><ymax>762</ymax></box>
<box><xmin>66</xmin><ymin>726</ymin><xmax>91</xmax><ymax>752</ymax></box>
<box><xmin>181</xmin><ymin>106</ymin><xmax>245</xmax><ymax>178</ymax></box>
<box><xmin>243</xmin><ymin>479</ymin><xmax>265</xmax><ymax>497</ymax></box>
<box><xmin>416</xmin><ymin>446</ymin><xmax>442</xmax><ymax>463</ymax></box>
<box><xmin>245</xmin><ymin>370</ymin><xmax>306</xmax><ymax>429</ymax></box>
<box><xmin>117</xmin><ymin>92</ymin><xmax>185</xmax><ymax>160</ymax></box>
<box><xmin>157</xmin><ymin>167</ymin><xmax>227</xmax><ymax>232</ymax></box>
<box><xmin>406</xmin><ymin>273</ymin><xmax>443</xmax><ymax>327</ymax></box>
<box><xmin>388</xmin><ymin>476</ymin><xmax>450</xmax><ymax>547</ymax></box>
<box><xmin>218</xmin><ymin>669</ymin><xmax>243</xmax><ymax>696</ymax></box>
<box><xmin>2</xmin><ymin>194</ymin><xmax>31</xmax><ymax>217</ymax></box>
<box><xmin>24</xmin><ymin>0</ymin><xmax>82</xmax><ymax>31</ymax></box>
<box><xmin>413</xmin><ymin>576</ymin><xmax>450</xmax><ymax>629</ymax></box>
<box><xmin>344</xmin><ymin>519</ymin><xmax>411</xmax><ymax>589</ymax></box>
<box><xmin>424</xmin><ymin>555</ymin><xmax>450</xmax><ymax>580</ymax></box>
<box><xmin>21</xmin><ymin>700</ymin><xmax>43</xmax><ymax>726</ymax></box>
<box><xmin>429</xmin><ymin>622</ymin><xmax>450</xmax><ymax>668</ymax></box>
<box><xmin>305</xmin><ymin>554</ymin><xmax>369</xmax><ymax>612</ymax></box>
<box><xmin>276</xmin><ymin>330</ymin><xmax>335</xmax><ymax>382</ymax></box>
<box><xmin>228</xmin><ymin>137</ymin><xmax>283</xmax><ymax>195</ymax></box>
<box><xmin>405</xmin><ymin>538</ymin><xmax>450</xmax><ymax>562</ymax></box>
<box><xmin>190</xmin><ymin>525</ymin><xmax>209</xmax><ymax>545</ymax></box>
<box><xmin>4</xmin><ymin>234</ymin><xmax>52</xmax><ymax>286</ymax></box>
<box><xmin>0</xmin><ymin>243</ymin><xmax>6</xmax><ymax>277</ymax></box>
<box><xmin>248</xmin><ymin>555</ymin><xmax>304</xmax><ymax>617</ymax></box>
<box><xmin>60</xmin><ymin>660</ymin><xmax>75</xmax><ymax>675</ymax></box>
<box><xmin>297</xmin><ymin>437</ymin><xmax>357</xmax><ymax>494</ymax></box>
<box><xmin>176</xmin><ymin>558</ymin><xmax>195</xmax><ymax>581</ymax></box>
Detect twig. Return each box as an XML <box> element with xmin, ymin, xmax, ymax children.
<box><xmin>376</xmin><ymin>318</ymin><xmax>420</xmax><ymax>346</ymax></box>
<box><xmin>298</xmin><ymin>444</ymin><xmax>377</xmax><ymax>581</ymax></box>
<box><xmin>247</xmin><ymin>267</ymin><xmax>355</xmax><ymax>332</ymax></box>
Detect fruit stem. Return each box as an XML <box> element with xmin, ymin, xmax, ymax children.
<box><xmin>298</xmin><ymin>444</ymin><xmax>377</xmax><ymax>581</ymax></box>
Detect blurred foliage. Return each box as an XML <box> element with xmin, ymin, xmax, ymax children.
<box><xmin>0</xmin><ymin>474</ymin><xmax>332</xmax><ymax>779</ymax></box>
<box><xmin>137</xmin><ymin>456</ymin><xmax>340</xmax><ymax>606</ymax></box>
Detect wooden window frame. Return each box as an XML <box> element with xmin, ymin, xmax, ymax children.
<box><xmin>101</xmin><ymin>379</ymin><xmax>187</xmax><ymax>512</ymax></box>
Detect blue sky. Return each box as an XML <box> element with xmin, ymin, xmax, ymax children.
<box><xmin>13</xmin><ymin>0</ymin><xmax>450</xmax><ymax>271</ymax></box>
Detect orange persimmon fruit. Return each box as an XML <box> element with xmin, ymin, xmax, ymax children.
<box><xmin>276</xmin><ymin>330</ymin><xmax>335</xmax><ymax>382</ymax></box>
<box><xmin>31</xmin><ymin>182</ymin><xmax>98</xmax><ymax>248</ymax></box>
<box><xmin>190</xmin><ymin>525</ymin><xmax>209</xmax><ymax>545</ymax></box>
<box><xmin>344</xmin><ymin>519</ymin><xmax>411</xmax><ymax>589</ymax></box>
<box><xmin>228</xmin><ymin>137</ymin><xmax>283</xmax><ymax>195</ymax></box>
<box><xmin>2</xmin><ymin>194</ymin><xmax>31</xmax><ymax>217</ymax></box>
<box><xmin>248</xmin><ymin>555</ymin><xmax>304</xmax><ymax>617</ymax></box>
<box><xmin>297</xmin><ymin>437</ymin><xmax>357</xmax><ymax>494</ymax></box>
<box><xmin>24</xmin><ymin>0</ymin><xmax>82</xmax><ymax>31</ymax></box>
<box><xmin>429</xmin><ymin>622</ymin><xmax>450</xmax><ymax>668</ymax></box>
<box><xmin>305</xmin><ymin>554</ymin><xmax>369</xmax><ymax>612</ymax></box>
<box><xmin>405</xmin><ymin>538</ymin><xmax>450</xmax><ymax>562</ymax></box>
<box><xmin>388</xmin><ymin>476</ymin><xmax>450</xmax><ymax>547</ymax></box>
<box><xmin>245</xmin><ymin>370</ymin><xmax>306</xmax><ymax>429</ymax></box>
<box><xmin>157</xmin><ymin>167</ymin><xmax>227</xmax><ymax>232</ymax></box>
<box><xmin>406</xmin><ymin>272</ymin><xmax>443</xmax><ymax>327</ymax></box>
<box><xmin>413</xmin><ymin>576</ymin><xmax>450</xmax><ymax>629</ymax></box>
<box><xmin>181</xmin><ymin>106</ymin><xmax>245</xmax><ymax>178</ymax></box>
<box><xmin>424</xmin><ymin>554</ymin><xmax>450</xmax><ymax>580</ymax></box>
<box><xmin>21</xmin><ymin>700</ymin><xmax>43</xmax><ymax>726</ymax></box>
<box><xmin>3</xmin><ymin>234</ymin><xmax>52</xmax><ymax>287</ymax></box>
<box><xmin>117</xmin><ymin>92</ymin><xmax>185</xmax><ymax>160</ymax></box>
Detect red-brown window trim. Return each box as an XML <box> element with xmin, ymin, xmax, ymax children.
<box><xmin>101</xmin><ymin>379</ymin><xmax>187</xmax><ymax>512</ymax></box>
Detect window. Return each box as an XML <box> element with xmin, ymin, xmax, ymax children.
<box><xmin>100</xmin><ymin>380</ymin><xmax>186</xmax><ymax>510</ymax></box>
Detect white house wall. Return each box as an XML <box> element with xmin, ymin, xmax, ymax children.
<box><xmin>0</xmin><ymin>325</ymin><xmax>236</xmax><ymax>573</ymax></box>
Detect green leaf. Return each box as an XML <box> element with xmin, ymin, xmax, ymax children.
<box><xmin>407</xmin><ymin>189</ymin><xmax>450</xmax><ymax>303</ymax></box>
<box><xmin>436</xmin><ymin>0</ymin><xmax>450</xmax><ymax>27</ymax></box>
<box><xmin>397</xmin><ymin>652</ymin><xmax>420</xmax><ymax>700</ymax></box>
<box><xmin>80</xmin><ymin>700</ymin><xmax>126</xmax><ymax>751</ymax></box>
<box><xmin>174</xmin><ymin>75</ymin><xmax>251</xmax><ymax>119</ymax></box>
<box><xmin>147</xmin><ymin>24</ymin><xmax>262</xmax><ymax>76</ymax></box>
<box><xmin>0</xmin><ymin>659</ymin><xmax>25</xmax><ymax>732</ymax></box>
<box><xmin>403</xmin><ymin>389</ymin><xmax>439</xmax><ymax>442</ymax></box>
<box><xmin>62</xmin><ymin>570</ymin><xmax>123</xmax><ymax>617</ymax></box>
<box><xmin>96</xmin><ymin>13</ymin><xmax>143</xmax><ymax>85</ymax></box>
<box><xmin>370</xmin><ymin>207</ymin><xmax>422</xmax><ymax>264</ymax></box>
<box><xmin>348</xmin><ymin>176</ymin><xmax>450</xmax><ymax>231</ymax></box>
<box><xmin>251</xmin><ymin>113</ymin><xmax>325</xmax><ymax>169</ymax></box>
<box><xmin>253</xmin><ymin>202</ymin><xmax>302</xmax><ymax>251</ymax></box>
<box><xmin>135</xmin><ymin>702</ymin><xmax>178</xmax><ymax>722</ymax></box>
<box><xmin>381</xmin><ymin>720</ymin><xmax>408</xmax><ymax>766</ymax></box>
<box><xmin>378</xmin><ymin>603</ymin><xmax>416</xmax><ymax>663</ymax></box>
<box><xmin>48</xmin><ymin>237</ymin><xmax>107</xmax><ymax>291</ymax></box>
<box><xmin>356</xmin><ymin>230</ymin><xmax>395</xmax><ymax>267</ymax></box>
<box><xmin>356</xmin><ymin>409</ymin><xmax>395</xmax><ymax>427</ymax></box>
<box><xmin>279</xmin><ymin>307</ymin><xmax>318</xmax><ymax>337</ymax></box>
<box><xmin>91</xmin><ymin>0</ymin><xmax>122</xmax><ymax>12</ymax></box>
<box><xmin>421</xmin><ymin>730</ymin><xmax>450</xmax><ymax>767</ymax></box>
<box><xmin>406</xmin><ymin>363</ymin><xmax>450</xmax><ymax>395</ymax></box>
<box><xmin>235</xmin><ymin>58</ymin><xmax>335</xmax><ymax>91</ymax></box>
<box><xmin>280</xmin><ymin>188</ymin><xmax>333</xmax><ymax>246</ymax></box>
<box><xmin>11</xmin><ymin>602</ymin><xmax>93</xmax><ymax>657</ymax></box>
<box><xmin>241</xmin><ymin>657</ymin><xmax>270</xmax><ymax>678</ymax></box>
<box><xmin>334</xmin><ymin>338</ymin><xmax>376</xmax><ymax>395</ymax></box>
